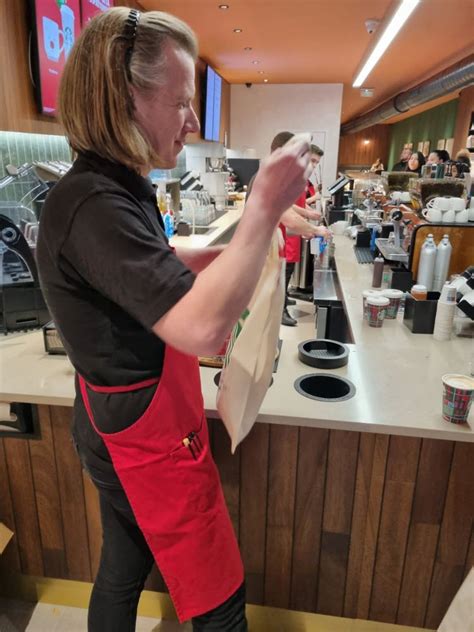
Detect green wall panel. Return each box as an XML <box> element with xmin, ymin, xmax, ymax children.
<box><xmin>388</xmin><ymin>99</ymin><xmax>459</xmax><ymax>169</ymax></box>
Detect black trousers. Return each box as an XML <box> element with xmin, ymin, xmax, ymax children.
<box><xmin>284</xmin><ymin>261</ymin><xmax>296</xmax><ymax>309</ymax></box>
<box><xmin>87</xmin><ymin>481</ymin><xmax>248</xmax><ymax>631</ymax></box>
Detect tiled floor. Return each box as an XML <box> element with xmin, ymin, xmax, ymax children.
<box><xmin>0</xmin><ymin>599</ymin><xmax>191</xmax><ymax>632</ymax></box>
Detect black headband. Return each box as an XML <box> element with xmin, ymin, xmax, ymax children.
<box><xmin>124</xmin><ymin>9</ymin><xmax>140</xmax><ymax>82</ymax></box>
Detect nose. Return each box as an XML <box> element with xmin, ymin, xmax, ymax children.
<box><xmin>186</xmin><ymin>106</ymin><xmax>200</xmax><ymax>135</ymax></box>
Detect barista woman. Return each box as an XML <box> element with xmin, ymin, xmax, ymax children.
<box><xmin>36</xmin><ymin>9</ymin><xmax>312</xmax><ymax>632</ymax></box>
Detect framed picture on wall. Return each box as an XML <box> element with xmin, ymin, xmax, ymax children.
<box><xmin>417</xmin><ymin>141</ymin><xmax>424</xmax><ymax>152</ymax></box>
<box><xmin>445</xmin><ymin>138</ymin><xmax>454</xmax><ymax>157</ymax></box>
<box><xmin>422</xmin><ymin>140</ymin><xmax>431</xmax><ymax>156</ymax></box>
<box><xmin>437</xmin><ymin>139</ymin><xmax>446</xmax><ymax>150</ymax></box>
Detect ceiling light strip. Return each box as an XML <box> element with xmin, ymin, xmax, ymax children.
<box><xmin>353</xmin><ymin>0</ymin><xmax>420</xmax><ymax>88</ymax></box>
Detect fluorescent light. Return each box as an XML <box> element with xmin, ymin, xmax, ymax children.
<box><xmin>353</xmin><ymin>0</ymin><xmax>420</xmax><ymax>87</ymax></box>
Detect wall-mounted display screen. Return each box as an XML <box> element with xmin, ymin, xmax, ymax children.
<box><xmin>204</xmin><ymin>65</ymin><xmax>222</xmax><ymax>142</ymax></box>
<box><xmin>80</xmin><ymin>0</ymin><xmax>114</xmax><ymax>25</ymax></box>
<box><xmin>29</xmin><ymin>0</ymin><xmax>81</xmax><ymax>116</ymax></box>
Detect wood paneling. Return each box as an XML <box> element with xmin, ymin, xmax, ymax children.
<box><xmin>338</xmin><ymin>124</ymin><xmax>391</xmax><ymax>169</ymax></box>
<box><xmin>1</xmin><ymin>406</ymin><xmax>473</xmax><ymax>631</ymax></box>
<box><xmin>0</xmin><ymin>0</ymin><xmax>228</xmax><ymax>147</ymax></box>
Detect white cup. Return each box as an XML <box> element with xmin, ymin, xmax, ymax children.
<box><xmin>60</xmin><ymin>4</ymin><xmax>76</xmax><ymax>59</ymax></box>
<box><xmin>450</xmin><ymin>198</ymin><xmax>466</xmax><ymax>212</ymax></box>
<box><xmin>455</xmin><ymin>209</ymin><xmax>469</xmax><ymax>223</ymax></box>
<box><xmin>469</xmin><ymin>207</ymin><xmax>474</xmax><ymax>222</ymax></box>
<box><xmin>422</xmin><ymin>208</ymin><xmax>442</xmax><ymax>222</ymax></box>
<box><xmin>442</xmin><ymin>209</ymin><xmax>455</xmax><ymax>223</ymax></box>
<box><xmin>42</xmin><ymin>17</ymin><xmax>64</xmax><ymax>62</ymax></box>
<box><xmin>428</xmin><ymin>197</ymin><xmax>451</xmax><ymax>212</ymax></box>
<box><xmin>400</xmin><ymin>192</ymin><xmax>411</xmax><ymax>203</ymax></box>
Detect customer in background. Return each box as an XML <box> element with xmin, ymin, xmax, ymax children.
<box><xmin>406</xmin><ymin>151</ymin><xmax>426</xmax><ymax>175</ymax></box>
<box><xmin>370</xmin><ymin>157</ymin><xmax>385</xmax><ymax>174</ymax></box>
<box><xmin>392</xmin><ymin>147</ymin><xmax>412</xmax><ymax>171</ymax></box>
<box><xmin>427</xmin><ymin>149</ymin><xmax>451</xmax><ymax>165</ymax></box>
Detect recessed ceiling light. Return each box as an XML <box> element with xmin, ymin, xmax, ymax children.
<box><xmin>244</xmin><ymin>47</ymin><xmax>252</xmax><ymax>51</ymax></box>
<box><xmin>252</xmin><ymin>60</ymin><xmax>260</xmax><ymax>65</ymax></box>
<box><xmin>218</xmin><ymin>4</ymin><xmax>230</xmax><ymax>9</ymax></box>
<box><xmin>263</xmin><ymin>79</ymin><xmax>269</xmax><ymax>83</ymax></box>
<box><xmin>258</xmin><ymin>71</ymin><xmax>265</xmax><ymax>75</ymax></box>
<box><xmin>233</xmin><ymin>28</ymin><xmax>243</xmax><ymax>33</ymax></box>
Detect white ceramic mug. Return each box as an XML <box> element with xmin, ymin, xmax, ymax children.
<box><xmin>442</xmin><ymin>209</ymin><xmax>456</xmax><ymax>223</ymax></box>
<box><xmin>428</xmin><ymin>197</ymin><xmax>451</xmax><ymax>212</ymax></box>
<box><xmin>450</xmin><ymin>197</ymin><xmax>466</xmax><ymax>212</ymax></box>
<box><xmin>422</xmin><ymin>208</ymin><xmax>442</xmax><ymax>222</ymax></box>
<box><xmin>455</xmin><ymin>209</ymin><xmax>469</xmax><ymax>223</ymax></box>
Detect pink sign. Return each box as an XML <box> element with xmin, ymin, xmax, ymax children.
<box><xmin>80</xmin><ymin>0</ymin><xmax>114</xmax><ymax>25</ymax></box>
<box><xmin>34</xmin><ymin>0</ymin><xmax>81</xmax><ymax>115</ymax></box>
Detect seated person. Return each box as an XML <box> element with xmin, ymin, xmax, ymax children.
<box><xmin>392</xmin><ymin>148</ymin><xmax>412</xmax><ymax>171</ymax></box>
<box><xmin>406</xmin><ymin>151</ymin><xmax>425</xmax><ymax>175</ymax></box>
<box><xmin>370</xmin><ymin>157</ymin><xmax>385</xmax><ymax>173</ymax></box>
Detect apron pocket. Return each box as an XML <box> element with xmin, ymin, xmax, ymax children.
<box><xmin>168</xmin><ymin>416</ymin><xmax>220</xmax><ymax>514</ymax></box>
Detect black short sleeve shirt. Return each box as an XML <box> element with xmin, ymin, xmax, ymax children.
<box><xmin>36</xmin><ymin>153</ymin><xmax>195</xmax><ymax>386</ymax></box>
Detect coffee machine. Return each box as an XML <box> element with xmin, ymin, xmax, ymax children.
<box><xmin>0</xmin><ymin>164</ymin><xmax>50</xmax><ymax>333</ymax></box>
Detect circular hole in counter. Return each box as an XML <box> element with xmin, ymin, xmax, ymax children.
<box><xmin>214</xmin><ymin>371</ymin><xmax>273</xmax><ymax>388</ymax></box>
<box><xmin>294</xmin><ymin>374</ymin><xmax>355</xmax><ymax>402</ymax></box>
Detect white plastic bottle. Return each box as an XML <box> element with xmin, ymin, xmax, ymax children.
<box><xmin>417</xmin><ymin>234</ymin><xmax>437</xmax><ymax>291</ymax></box>
<box><xmin>432</xmin><ymin>234</ymin><xmax>453</xmax><ymax>293</ymax></box>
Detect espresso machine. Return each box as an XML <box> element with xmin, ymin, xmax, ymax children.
<box><xmin>0</xmin><ymin>164</ymin><xmax>50</xmax><ymax>333</ymax></box>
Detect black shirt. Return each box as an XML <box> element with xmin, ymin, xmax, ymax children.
<box><xmin>392</xmin><ymin>160</ymin><xmax>408</xmax><ymax>172</ymax></box>
<box><xmin>37</xmin><ymin>152</ymin><xmax>195</xmax><ymax>386</ymax></box>
<box><xmin>37</xmin><ymin>153</ymin><xmax>196</xmax><ymax>478</ymax></box>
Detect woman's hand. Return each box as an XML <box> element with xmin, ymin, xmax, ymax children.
<box><xmin>249</xmin><ymin>136</ymin><xmax>312</xmax><ymax>224</ymax></box>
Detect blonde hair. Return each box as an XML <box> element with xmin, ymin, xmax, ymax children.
<box><xmin>58</xmin><ymin>8</ymin><xmax>198</xmax><ymax>172</ymax></box>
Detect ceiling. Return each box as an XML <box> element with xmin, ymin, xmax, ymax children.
<box><xmin>140</xmin><ymin>0</ymin><xmax>474</xmax><ymax>125</ymax></box>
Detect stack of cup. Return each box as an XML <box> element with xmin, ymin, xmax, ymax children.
<box><xmin>442</xmin><ymin>374</ymin><xmax>474</xmax><ymax>424</ymax></box>
<box><xmin>382</xmin><ymin>289</ymin><xmax>404</xmax><ymax>319</ymax></box>
<box><xmin>362</xmin><ymin>289</ymin><xmax>382</xmax><ymax>320</ymax></box>
<box><xmin>366</xmin><ymin>296</ymin><xmax>390</xmax><ymax>328</ymax></box>
<box><xmin>433</xmin><ymin>283</ymin><xmax>456</xmax><ymax>341</ymax></box>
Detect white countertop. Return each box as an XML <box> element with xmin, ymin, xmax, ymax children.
<box><xmin>170</xmin><ymin>204</ymin><xmax>243</xmax><ymax>249</ymax></box>
<box><xmin>1</xmin><ymin>235</ymin><xmax>472</xmax><ymax>442</ymax></box>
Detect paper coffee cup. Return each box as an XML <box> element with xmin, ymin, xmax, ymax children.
<box><xmin>441</xmin><ymin>374</ymin><xmax>474</xmax><ymax>424</ymax></box>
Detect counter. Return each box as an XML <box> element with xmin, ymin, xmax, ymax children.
<box><xmin>0</xmin><ymin>232</ymin><xmax>473</xmax><ymax>631</ymax></box>
<box><xmin>1</xmin><ymin>234</ymin><xmax>472</xmax><ymax>442</ymax></box>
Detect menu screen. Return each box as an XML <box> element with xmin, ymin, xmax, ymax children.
<box><xmin>80</xmin><ymin>0</ymin><xmax>113</xmax><ymax>25</ymax></box>
<box><xmin>33</xmin><ymin>0</ymin><xmax>81</xmax><ymax>115</ymax></box>
<box><xmin>204</xmin><ymin>66</ymin><xmax>222</xmax><ymax>142</ymax></box>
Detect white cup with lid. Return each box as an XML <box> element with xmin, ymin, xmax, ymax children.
<box><xmin>362</xmin><ymin>289</ymin><xmax>382</xmax><ymax>320</ymax></box>
<box><xmin>382</xmin><ymin>288</ymin><xmax>404</xmax><ymax>319</ymax></box>
<box><xmin>366</xmin><ymin>295</ymin><xmax>390</xmax><ymax>328</ymax></box>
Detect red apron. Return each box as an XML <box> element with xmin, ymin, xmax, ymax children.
<box><xmin>78</xmin><ymin>345</ymin><xmax>244</xmax><ymax>623</ymax></box>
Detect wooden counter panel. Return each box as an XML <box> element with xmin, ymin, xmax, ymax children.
<box><xmin>1</xmin><ymin>406</ymin><xmax>473</xmax><ymax>630</ymax></box>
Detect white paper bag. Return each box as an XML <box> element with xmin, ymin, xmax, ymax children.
<box><xmin>217</xmin><ymin>229</ymin><xmax>285</xmax><ymax>453</ymax></box>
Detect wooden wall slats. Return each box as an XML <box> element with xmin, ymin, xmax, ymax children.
<box><xmin>369</xmin><ymin>437</ymin><xmax>421</xmax><ymax>623</ymax></box>
<box><xmin>264</xmin><ymin>425</ymin><xmax>298</xmax><ymax>608</ymax></box>
<box><xmin>50</xmin><ymin>407</ymin><xmax>91</xmax><ymax>582</ymax></box>
<box><xmin>29</xmin><ymin>406</ymin><xmax>67</xmax><ymax>578</ymax></box>
<box><xmin>338</xmin><ymin>125</ymin><xmax>391</xmax><ymax>168</ymax></box>
<box><xmin>290</xmin><ymin>427</ymin><xmax>328</xmax><ymax>613</ymax></box>
<box><xmin>2</xmin><ymin>407</ymin><xmax>473</xmax><ymax>631</ymax></box>
<box><xmin>211</xmin><ymin>421</ymin><xmax>240</xmax><ymax>538</ymax></box>
<box><xmin>239</xmin><ymin>422</ymin><xmax>269</xmax><ymax>605</ymax></box>
<box><xmin>317</xmin><ymin>431</ymin><xmax>359</xmax><ymax>616</ymax></box>
<box><xmin>397</xmin><ymin>439</ymin><xmax>454</xmax><ymax>627</ymax></box>
<box><xmin>82</xmin><ymin>471</ymin><xmax>102</xmax><ymax>580</ymax></box>
<box><xmin>344</xmin><ymin>434</ymin><xmax>389</xmax><ymax>620</ymax></box>
<box><xmin>0</xmin><ymin>439</ymin><xmax>21</xmax><ymax>573</ymax></box>
<box><xmin>3</xmin><ymin>438</ymin><xmax>44</xmax><ymax>576</ymax></box>
<box><xmin>425</xmin><ymin>442</ymin><xmax>474</xmax><ymax>629</ymax></box>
